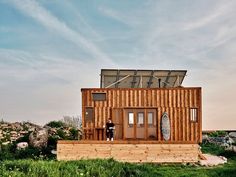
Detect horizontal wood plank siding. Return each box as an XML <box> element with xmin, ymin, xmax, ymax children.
<box><xmin>57</xmin><ymin>141</ymin><xmax>199</xmax><ymax>163</ymax></box>
<box><xmin>81</xmin><ymin>87</ymin><xmax>202</xmax><ymax>143</ymax></box>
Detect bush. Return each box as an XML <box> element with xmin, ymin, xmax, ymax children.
<box><xmin>208</xmin><ymin>131</ymin><xmax>227</xmax><ymax>137</ymax></box>
<box><xmin>200</xmin><ymin>142</ymin><xmax>225</xmax><ymax>155</ymax></box>
<box><xmin>0</xmin><ymin>142</ymin><xmax>55</xmax><ymax>161</ymax></box>
<box><xmin>46</xmin><ymin>121</ymin><xmax>65</xmax><ymax>128</ymax></box>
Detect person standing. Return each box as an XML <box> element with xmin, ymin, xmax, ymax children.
<box><xmin>105</xmin><ymin>118</ymin><xmax>115</xmax><ymax>141</ymax></box>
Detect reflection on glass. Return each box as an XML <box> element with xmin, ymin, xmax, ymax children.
<box><xmin>190</xmin><ymin>108</ymin><xmax>197</xmax><ymax>122</ymax></box>
<box><xmin>128</xmin><ymin>112</ymin><xmax>134</xmax><ymax>127</ymax></box>
<box><xmin>137</xmin><ymin>112</ymin><xmax>144</xmax><ymax>127</ymax></box>
<box><xmin>148</xmin><ymin>112</ymin><xmax>153</xmax><ymax>126</ymax></box>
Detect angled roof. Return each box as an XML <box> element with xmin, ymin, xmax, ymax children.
<box><xmin>100</xmin><ymin>69</ymin><xmax>187</xmax><ymax>88</ymax></box>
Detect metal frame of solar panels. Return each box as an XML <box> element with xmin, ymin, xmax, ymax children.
<box><xmin>100</xmin><ymin>69</ymin><xmax>187</xmax><ymax>88</ymax></box>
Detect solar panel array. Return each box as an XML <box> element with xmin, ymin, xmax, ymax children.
<box><xmin>100</xmin><ymin>69</ymin><xmax>187</xmax><ymax>88</ymax></box>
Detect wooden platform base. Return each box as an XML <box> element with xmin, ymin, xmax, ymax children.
<box><xmin>57</xmin><ymin>141</ymin><xmax>199</xmax><ymax>163</ymax></box>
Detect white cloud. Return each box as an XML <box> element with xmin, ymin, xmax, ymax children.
<box><xmin>0</xmin><ymin>48</ymin><xmax>100</xmax><ymax>125</ymax></box>
<box><xmin>98</xmin><ymin>5</ymin><xmax>141</xmax><ymax>27</ymax></box>
<box><xmin>8</xmin><ymin>0</ymin><xmax>114</xmax><ymax>65</ymax></box>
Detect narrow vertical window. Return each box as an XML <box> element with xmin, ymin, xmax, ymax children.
<box><xmin>128</xmin><ymin>112</ymin><xmax>134</xmax><ymax>127</ymax></box>
<box><xmin>148</xmin><ymin>112</ymin><xmax>154</xmax><ymax>127</ymax></box>
<box><xmin>137</xmin><ymin>112</ymin><xmax>144</xmax><ymax>127</ymax></box>
<box><xmin>190</xmin><ymin>108</ymin><xmax>197</xmax><ymax>122</ymax></box>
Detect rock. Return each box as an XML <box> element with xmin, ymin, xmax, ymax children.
<box><xmin>199</xmin><ymin>154</ymin><xmax>227</xmax><ymax>166</ymax></box>
<box><xmin>232</xmin><ymin>146</ymin><xmax>236</xmax><ymax>153</ymax></box>
<box><xmin>225</xmin><ymin>136</ymin><xmax>235</xmax><ymax>145</ymax></box>
<box><xmin>2</xmin><ymin>141</ymin><xmax>10</xmax><ymax>145</ymax></box>
<box><xmin>229</xmin><ymin>132</ymin><xmax>236</xmax><ymax>138</ymax></box>
<box><xmin>221</xmin><ymin>142</ymin><xmax>229</xmax><ymax>148</ymax></box>
<box><xmin>51</xmin><ymin>150</ymin><xmax>57</xmax><ymax>155</ymax></box>
<box><xmin>17</xmin><ymin>142</ymin><xmax>28</xmax><ymax>150</ymax></box>
<box><xmin>29</xmin><ymin>128</ymin><xmax>48</xmax><ymax>148</ymax></box>
<box><xmin>229</xmin><ymin>132</ymin><xmax>236</xmax><ymax>142</ymax></box>
<box><xmin>208</xmin><ymin>137</ymin><xmax>225</xmax><ymax>145</ymax></box>
<box><xmin>202</xmin><ymin>135</ymin><xmax>209</xmax><ymax>143</ymax></box>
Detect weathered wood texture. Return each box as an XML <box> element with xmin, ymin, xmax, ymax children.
<box><xmin>81</xmin><ymin>87</ymin><xmax>202</xmax><ymax>143</ymax></box>
<box><xmin>57</xmin><ymin>141</ymin><xmax>199</xmax><ymax>163</ymax></box>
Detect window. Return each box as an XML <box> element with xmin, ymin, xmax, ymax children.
<box><xmin>190</xmin><ymin>108</ymin><xmax>198</xmax><ymax>122</ymax></box>
<box><xmin>85</xmin><ymin>107</ymin><xmax>94</xmax><ymax>122</ymax></box>
<box><xmin>137</xmin><ymin>112</ymin><xmax>144</xmax><ymax>127</ymax></box>
<box><xmin>148</xmin><ymin>112</ymin><xmax>154</xmax><ymax>127</ymax></box>
<box><xmin>128</xmin><ymin>112</ymin><xmax>134</xmax><ymax>127</ymax></box>
<box><xmin>92</xmin><ymin>93</ymin><xmax>106</xmax><ymax>101</ymax></box>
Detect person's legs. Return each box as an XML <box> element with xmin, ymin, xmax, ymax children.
<box><xmin>110</xmin><ymin>131</ymin><xmax>114</xmax><ymax>141</ymax></box>
<box><xmin>106</xmin><ymin>130</ymin><xmax>109</xmax><ymax>141</ymax></box>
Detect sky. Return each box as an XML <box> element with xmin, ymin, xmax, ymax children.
<box><xmin>0</xmin><ymin>0</ymin><xmax>236</xmax><ymax>130</ymax></box>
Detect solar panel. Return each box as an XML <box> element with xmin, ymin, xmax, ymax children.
<box><xmin>100</xmin><ymin>69</ymin><xmax>187</xmax><ymax>88</ymax></box>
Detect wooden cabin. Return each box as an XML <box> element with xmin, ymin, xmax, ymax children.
<box><xmin>57</xmin><ymin>69</ymin><xmax>202</xmax><ymax>163</ymax></box>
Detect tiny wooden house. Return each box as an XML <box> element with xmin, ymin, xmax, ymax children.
<box><xmin>57</xmin><ymin>69</ymin><xmax>202</xmax><ymax>163</ymax></box>
<box><xmin>81</xmin><ymin>69</ymin><xmax>202</xmax><ymax>143</ymax></box>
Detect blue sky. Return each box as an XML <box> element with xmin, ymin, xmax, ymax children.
<box><xmin>0</xmin><ymin>0</ymin><xmax>236</xmax><ymax>129</ymax></box>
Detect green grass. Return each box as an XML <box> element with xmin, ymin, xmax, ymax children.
<box><xmin>0</xmin><ymin>156</ymin><xmax>236</xmax><ymax>177</ymax></box>
<box><xmin>201</xmin><ymin>142</ymin><xmax>225</xmax><ymax>155</ymax></box>
<box><xmin>0</xmin><ymin>143</ymin><xmax>236</xmax><ymax>177</ymax></box>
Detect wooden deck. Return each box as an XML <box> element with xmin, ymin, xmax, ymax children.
<box><xmin>57</xmin><ymin>140</ymin><xmax>200</xmax><ymax>163</ymax></box>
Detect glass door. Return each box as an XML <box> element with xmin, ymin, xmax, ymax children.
<box><xmin>124</xmin><ymin>108</ymin><xmax>157</xmax><ymax>140</ymax></box>
<box><xmin>136</xmin><ymin>110</ymin><xmax>145</xmax><ymax>139</ymax></box>
<box><xmin>147</xmin><ymin>109</ymin><xmax>157</xmax><ymax>140</ymax></box>
<box><xmin>125</xmin><ymin>111</ymin><xmax>135</xmax><ymax>139</ymax></box>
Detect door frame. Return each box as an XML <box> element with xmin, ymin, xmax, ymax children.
<box><xmin>123</xmin><ymin>108</ymin><xmax>157</xmax><ymax>140</ymax></box>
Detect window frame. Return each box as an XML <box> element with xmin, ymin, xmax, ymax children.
<box><xmin>137</xmin><ymin>112</ymin><xmax>144</xmax><ymax>127</ymax></box>
<box><xmin>147</xmin><ymin>112</ymin><xmax>154</xmax><ymax>127</ymax></box>
<box><xmin>92</xmin><ymin>92</ymin><xmax>106</xmax><ymax>101</ymax></box>
<box><xmin>128</xmin><ymin>112</ymin><xmax>134</xmax><ymax>127</ymax></box>
<box><xmin>85</xmin><ymin>107</ymin><xmax>94</xmax><ymax>123</ymax></box>
<box><xmin>190</xmin><ymin>108</ymin><xmax>198</xmax><ymax>122</ymax></box>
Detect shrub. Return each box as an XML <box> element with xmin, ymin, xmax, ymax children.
<box><xmin>208</xmin><ymin>131</ymin><xmax>227</xmax><ymax>137</ymax></box>
<box><xmin>200</xmin><ymin>142</ymin><xmax>225</xmax><ymax>155</ymax></box>
<box><xmin>46</xmin><ymin>121</ymin><xmax>65</xmax><ymax>128</ymax></box>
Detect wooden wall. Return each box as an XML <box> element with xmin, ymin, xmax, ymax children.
<box><xmin>57</xmin><ymin>141</ymin><xmax>199</xmax><ymax>163</ymax></box>
<box><xmin>81</xmin><ymin>87</ymin><xmax>202</xmax><ymax>143</ymax></box>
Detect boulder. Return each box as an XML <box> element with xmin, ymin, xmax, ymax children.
<box><xmin>208</xmin><ymin>137</ymin><xmax>225</xmax><ymax>145</ymax></box>
<box><xmin>199</xmin><ymin>154</ymin><xmax>227</xmax><ymax>166</ymax></box>
<box><xmin>229</xmin><ymin>132</ymin><xmax>236</xmax><ymax>138</ymax></box>
<box><xmin>17</xmin><ymin>142</ymin><xmax>28</xmax><ymax>150</ymax></box>
<box><xmin>29</xmin><ymin>128</ymin><xmax>48</xmax><ymax>148</ymax></box>
<box><xmin>225</xmin><ymin>136</ymin><xmax>235</xmax><ymax>145</ymax></box>
<box><xmin>202</xmin><ymin>134</ymin><xmax>209</xmax><ymax>143</ymax></box>
<box><xmin>233</xmin><ymin>146</ymin><xmax>236</xmax><ymax>153</ymax></box>
<box><xmin>229</xmin><ymin>132</ymin><xmax>236</xmax><ymax>142</ymax></box>
<box><xmin>51</xmin><ymin>150</ymin><xmax>57</xmax><ymax>155</ymax></box>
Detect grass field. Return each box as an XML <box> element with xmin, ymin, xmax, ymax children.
<box><xmin>0</xmin><ymin>143</ymin><xmax>236</xmax><ymax>177</ymax></box>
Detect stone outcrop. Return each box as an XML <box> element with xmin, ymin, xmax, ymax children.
<box><xmin>17</xmin><ymin>142</ymin><xmax>28</xmax><ymax>150</ymax></box>
<box><xmin>29</xmin><ymin>129</ymin><xmax>48</xmax><ymax>149</ymax></box>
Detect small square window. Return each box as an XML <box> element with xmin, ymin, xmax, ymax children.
<box><xmin>190</xmin><ymin>108</ymin><xmax>197</xmax><ymax>122</ymax></box>
<box><xmin>92</xmin><ymin>93</ymin><xmax>106</xmax><ymax>101</ymax></box>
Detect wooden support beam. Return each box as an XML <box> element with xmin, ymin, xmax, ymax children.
<box><xmin>115</xmin><ymin>70</ymin><xmax>120</xmax><ymax>88</ymax></box>
<box><xmin>131</xmin><ymin>70</ymin><xmax>138</xmax><ymax>88</ymax></box>
<box><xmin>164</xmin><ymin>70</ymin><xmax>172</xmax><ymax>88</ymax></box>
<box><xmin>147</xmin><ymin>70</ymin><xmax>154</xmax><ymax>88</ymax></box>
<box><xmin>105</xmin><ymin>75</ymin><xmax>130</xmax><ymax>88</ymax></box>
